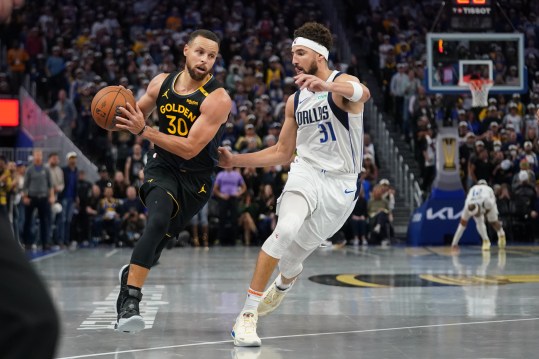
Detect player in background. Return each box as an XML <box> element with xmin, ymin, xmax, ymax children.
<box><xmin>451</xmin><ymin>179</ymin><xmax>506</xmax><ymax>252</ymax></box>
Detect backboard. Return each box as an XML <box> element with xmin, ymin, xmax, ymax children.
<box><xmin>426</xmin><ymin>32</ymin><xmax>526</xmax><ymax>94</ymax></box>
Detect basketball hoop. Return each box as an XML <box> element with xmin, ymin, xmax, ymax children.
<box><xmin>467</xmin><ymin>79</ymin><xmax>493</xmax><ymax>108</ymax></box>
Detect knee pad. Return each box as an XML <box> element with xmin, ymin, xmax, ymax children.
<box><xmin>278</xmin><ymin>241</ymin><xmax>314</xmax><ymax>279</ymax></box>
<box><xmin>261</xmin><ymin>214</ymin><xmax>304</xmax><ymax>259</ymax></box>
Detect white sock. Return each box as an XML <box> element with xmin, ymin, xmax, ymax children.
<box><xmin>275</xmin><ymin>274</ymin><xmax>296</xmax><ymax>291</ymax></box>
<box><xmin>242</xmin><ymin>288</ymin><xmax>263</xmax><ymax>312</ymax></box>
<box><xmin>497</xmin><ymin>229</ymin><xmax>505</xmax><ymax>238</ymax></box>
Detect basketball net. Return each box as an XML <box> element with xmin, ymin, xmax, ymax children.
<box><xmin>468</xmin><ymin>79</ymin><xmax>493</xmax><ymax>108</ymax></box>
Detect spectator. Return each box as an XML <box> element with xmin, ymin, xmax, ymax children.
<box><xmin>124</xmin><ymin>144</ymin><xmax>145</xmax><ymax>186</ymax></box>
<box><xmin>512</xmin><ymin>170</ymin><xmax>538</xmax><ymax>227</ymax></box>
<box><xmin>45</xmin><ymin>152</ymin><xmax>64</xmax><ymax>246</ymax></box>
<box><xmin>238</xmin><ymin>190</ymin><xmax>259</xmax><ymax>247</ymax></box>
<box><xmin>22</xmin><ymin>149</ymin><xmax>54</xmax><ymax>251</ymax></box>
<box><xmin>45</xmin><ymin>46</ymin><xmax>66</xmax><ymax>105</ymax></box>
<box><xmin>213</xmin><ymin>167</ymin><xmax>246</xmax><ymax>246</ymax></box>
<box><xmin>112</xmin><ymin>170</ymin><xmax>128</xmax><ymax>199</ymax></box>
<box><xmin>389</xmin><ymin>63</ymin><xmax>407</xmax><ymax>131</ymax></box>
<box><xmin>47</xmin><ymin>89</ymin><xmax>78</xmax><ymax>138</ymax></box>
<box><xmin>256</xmin><ymin>183</ymin><xmax>276</xmax><ymax>242</ymax></box>
<box><xmin>512</xmin><ymin>160</ymin><xmax>536</xmax><ymax>190</ymax></box>
<box><xmin>190</xmin><ymin>202</ymin><xmax>209</xmax><ymax>248</ymax></box>
<box><xmin>362</xmin><ymin>153</ymin><xmax>378</xmax><ymax>187</ymax></box>
<box><xmin>350</xmin><ymin>187</ymin><xmax>368</xmax><ymax>246</ymax></box>
<box><xmin>459</xmin><ymin>132</ymin><xmax>476</xmax><ymax>190</ymax></box>
<box><xmin>503</xmin><ymin>102</ymin><xmax>523</xmax><ymax>135</ymax></box>
<box><xmin>10</xmin><ymin>160</ymin><xmax>26</xmax><ymax>243</ymax></box>
<box><xmin>86</xmin><ymin>184</ymin><xmax>101</xmax><ymax>244</ymax></box>
<box><xmin>95</xmin><ymin>165</ymin><xmax>111</xmax><ymax>193</ymax></box>
<box><xmin>368</xmin><ymin>184</ymin><xmax>391</xmax><ymax>246</ymax></box>
<box><xmin>58</xmin><ymin>151</ymin><xmax>78</xmax><ymax>248</ymax></box>
<box><xmin>72</xmin><ymin>170</ymin><xmax>92</xmax><ymax>247</ymax></box>
<box><xmin>98</xmin><ymin>183</ymin><xmax>121</xmax><ymax>245</ymax></box>
<box><xmin>6</xmin><ymin>39</ymin><xmax>29</xmax><ymax>94</ymax></box>
<box><xmin>420</xmin><ymin>126</ymin><xmax>436</xmax><ymax>192</ymax></box>
<box><xmin>0</xmin><ymin>156</ymin><xmax>11</xmax><ymax>215</ymax></box>
<box><xmin>120</xmin><ymin>208</ymin><xmax>144</xmax><ymax>247</ymax></box>
<box><xmin>235</xmin><ymin>123</ymin><xmax>262</xmax><ymax>153</ymax></box>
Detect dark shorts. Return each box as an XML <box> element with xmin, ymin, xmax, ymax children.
<box><xmin>139</xmin><ymin>152</ymin><xmax>214</xmax><ymax>237</ymax></box>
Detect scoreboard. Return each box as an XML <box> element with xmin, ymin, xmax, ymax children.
<box><xmin>449</xmin><ymin>0</ymin><xmax>493</xmax><ymax>30</ymax></box>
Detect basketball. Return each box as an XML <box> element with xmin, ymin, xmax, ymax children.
<box><xmin>91</xmin><ymin>86</ymin><xmax>136</xmax><ymax>131</ymax></box>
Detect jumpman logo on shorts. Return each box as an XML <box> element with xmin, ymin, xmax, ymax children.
<box><xmin>162</xmin><ymin>89</ymin><xmax>169</xmax><ymax>99</ymax></box>
<box><xmin>198</xmin><ymin>184</ymin><xmax>207</xmax><ymax>194</ymax></box>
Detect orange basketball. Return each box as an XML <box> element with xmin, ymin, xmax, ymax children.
<box><xmin>91</xmin><ymin>86</ymin><xmax>136</xmax><ymax>131</ymax></box>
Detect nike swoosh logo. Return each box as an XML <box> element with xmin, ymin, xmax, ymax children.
<box><xmin>344</xmin><ymin>189</ymin><xmax>355</xmax><ymax>194</ymax></box>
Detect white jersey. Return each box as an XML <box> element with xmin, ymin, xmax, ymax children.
<box><xmin>294</xmin><ymin>71</ymin><xmax>364</xmax><ymax>174</ymax></box>
<box><xmin>463</xmin><ymin>184</ymin><xmax>498</xmax><ymax>221</ymax></box>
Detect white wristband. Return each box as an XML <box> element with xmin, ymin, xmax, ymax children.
<box><xmin>345</xmin><ymin>81</ymin><xmax>363</xmax><ymax>102</ymax></box>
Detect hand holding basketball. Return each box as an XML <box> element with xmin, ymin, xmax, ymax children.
<box><xmin>91</xmin><ymin>86</ymin><xmax>136</xmax><ymax>131</ymax></box>
<box><xmin>114</xmin><ymin>92</ymin><xmax>147</xmax><ymax>136</ymax></box>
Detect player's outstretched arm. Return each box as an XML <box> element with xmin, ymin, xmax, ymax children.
<box><xmin>293</xmin><ymin>73</ymin><xmax>369</xmax><ymax>114</ymax></box>
<box><xmin>219</xmin><ymin>95</ymin><xmax>297</xmax><ymax>169</ymax></box>
<box><xmin>330</xmin><ymin>74</ymin><xmax>370</xmax><ymax>103</ymax></box>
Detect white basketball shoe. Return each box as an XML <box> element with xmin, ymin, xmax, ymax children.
<box><xmin>498</xmin><ymin>234</ymin><xmax>506</xmax><ymax>249</ymax></box>
<box><xmin>258</xmin><ymin>276</ymin><xmax>295</xmax><ymax>317</ymax></box>
<box><xmin>231</xmin><ymin>310</ymin><xmax>261</xmax><ymax>347</ymax></box>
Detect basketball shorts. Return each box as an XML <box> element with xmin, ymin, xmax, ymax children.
<box><xmin>462</xmin><ymin>198</ymin><xmax>499</xmax><ymax>223</ymax></box>
<box><xmin>277</xmin><ymin>156</ymin><xmax>361</xmax><ymax>250</ymax></box>
<box><xmin>139</xmin><ymin>151</ymin><xmax>214</xmax><ymax>236</ymax></box>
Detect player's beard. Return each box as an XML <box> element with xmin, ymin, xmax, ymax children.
<box><xmin>296</xmin><ymin>60</ymin><xmax>318</xmax><ymax>75</ymax></box>
<box><xmin>306</xmin><ymin>61</ymin><xmax>318</xmax><ymax>75</ymax></box>
<box><xmin>187</xmin><ymin>63</ymin><xmax>210</xmax><ymax>81</ymax></box>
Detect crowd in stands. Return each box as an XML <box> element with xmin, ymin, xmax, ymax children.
<box><xmin>342</xmin><ymin>0</ymin><xmax>539</xmax><ymax>241</ymax></box>
<box><xmin>0</xmin><ymin>0</ymin><xmax>397</xmax><ymax>249</ymax></box>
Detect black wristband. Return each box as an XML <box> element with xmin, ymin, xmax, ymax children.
<box><xmin>137</xmin><ymin>125</ymin><xmax>147</xmax><ymax>136</ymax></box>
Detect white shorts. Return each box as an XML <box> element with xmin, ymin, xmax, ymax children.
<box><xmin>462</xmin><ymin>199</ymin><xmax>499</xmax><ymax>223</ymax></box>
<box><xmin>277</xmin><ymin>157</ymin><xmax>360</xmax><ymax>250</ymax></box>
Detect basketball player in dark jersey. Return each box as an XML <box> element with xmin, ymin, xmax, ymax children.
<box><xmin>114</xmin><ymin>29</ymin><xmax>232</xmax><ymax>333</ymax></box>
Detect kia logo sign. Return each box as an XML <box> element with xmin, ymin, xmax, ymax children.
<box><xmin>426</xmin><ymin>207</ymin><xmax>463</xmax><ymax>220</ymax></box>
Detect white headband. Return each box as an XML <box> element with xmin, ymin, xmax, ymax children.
<box><xmin>292</xmin><ymin>37</ymin><xmax>329</xmax><ymax>60</ymax></box>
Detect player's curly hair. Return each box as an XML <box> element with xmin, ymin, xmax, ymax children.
<box><xmin>293</xmin><ymin>22</ymin><xmax>333</xmax><ymax>51</ymax></box>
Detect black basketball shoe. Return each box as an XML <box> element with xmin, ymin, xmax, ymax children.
<box><xmin>115</xmin><ymin>287</ymin><xmax>145</xmax><ymax>333</ymax></box>
<box><xmin>115</xmin><ymin>264</ymin><xmax>129</xmax><ymax>315</ymax></box>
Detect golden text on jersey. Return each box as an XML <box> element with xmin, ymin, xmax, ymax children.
<box><xmin>154</xmin><ymin>72</ymin><xmax>225</xmax><ymax>172</ymax></box>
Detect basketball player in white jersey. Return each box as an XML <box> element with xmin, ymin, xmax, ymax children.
<box><xmin>451</xmin><ymin>179</ymin><xmax>506</xmax><ymax>252</ymax></box>
<box><xmin>219</xmin><ymin>22</ymin><xmax>370</xmax><ymax>347</ymax></box>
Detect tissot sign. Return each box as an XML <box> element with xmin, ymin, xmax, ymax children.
<box><xmin>408</xmin><ymin>128</ymin><xmax>479</xmax><ymax>246</ymax></box>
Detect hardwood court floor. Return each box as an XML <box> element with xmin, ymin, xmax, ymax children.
<box><xmin>32</xmin><ymin>244</ymin><xmax>539</xmax><ymax>359</ymax></box>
